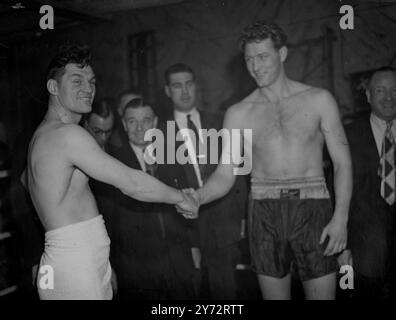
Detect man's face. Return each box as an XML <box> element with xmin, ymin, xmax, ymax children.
<box><xmin>165</xmin><ymin>72</ymin><xmax>197</xmax><ymax>112</ymax></box>
<box><xmin>244</xmin><ymin>39</ymin><xmax>286</xmax><ymax>88</ymax></box>
<box><xmin>122</xmin><ymin>106</ymin><xmax>157</xmax><ymax>147</ymax></box>
<box><xmin>85</xmin><ymin>113</ymin><xmax>114</xmax><ymax>149</ymax></box>
<box><xmin>55</xmin><ymin>63</ymin><xmax>96</xmax><ymax>114</ymax></box>
<box><xmin>118</xmin><ymin>93</ymin><xmax>141</xmax><ymax>117</ymax></box>
<box><xmin>367</xmin><ymin>71</ymin><xmax>396</xmax><ymax>122</ymax></box>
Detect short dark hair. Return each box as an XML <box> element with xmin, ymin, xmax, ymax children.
<box><xmin>117</xmin><ymin>90</ymin><xmax>141</xmax><ymax>108</ymax></box>
<box><xmin>368</xmin><ymin>66</ymin><xmax>396</xmax><ymax>88</ymax></box>
<box><xmin>82</xmin><ymin>98</ymin><xmax>114</xmax><ymax>124</ymax></box>
<box><xmin>47</xmin><ymin>44</ymin><xmax>92</xmax><ymax>81</ymax></box>
<box><xmin>164</xmin><ymin>63</ymin><xmax>195</xmax><ymax>85</ymax></box>
<box><xmin>123</xmin><ymin>97</ymin><xmax>155</xmax><ymax>117</ymax></box>
<box><xmin>91</xmin><ymin>98</ymin><xmax>114</xmax><ymax>119</ymax></box>
<box><xmin>239</xmin><ymin>20</ymin><xmax>287</xmax><ymax>51</ymax></box>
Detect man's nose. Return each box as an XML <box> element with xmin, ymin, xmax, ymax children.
<box><xmin>136</xmin><ymin>122</ymin><xmax>145</xmax><ymax>131</ymax></box>
<box><xmin>99</xmin><ymin>132</ymin><xmax>108</xmax><ymax>141</ymax></box>
<box><xmin>385</xmin><ymin>90</ymin><xmax>393</xmax><ymax>100</ymax></box>
<box><xmin>252</xmin><ymin>57</ymin><xmax>261</xmax><ymax>72</ymax></box>
<box><xmin>181</xmin><ymin>84</ymin><xmax>189</xmax><ymax>95</ymax></box>
<box><xmin>83</xmin><ymin>80</ymin><xmax>94</xmax><ymax>93</ymax></box>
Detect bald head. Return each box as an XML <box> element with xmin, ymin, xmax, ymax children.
<box><xmin>366</xmin><ymin>68</ymin><xmax>396</xmax><ymax>122</ymax></box>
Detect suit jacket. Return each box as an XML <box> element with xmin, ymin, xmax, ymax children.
<box><xmin>107</xmin><ymin>143</ymin><xmax>168</xmax><ymax>294</ymax></box>
<box><xmin>157</xmin><ymin>110</ymin><xmax>248</xmax><ymax>256</ymax></box>
<box><xmin>345</xmin><ymin>115</ymin><xmax>396</xmax><ymax>278</ymax></box>
<box><xmin>107</xmin><ymin>143</ymin><xmax>166</xmax><ymax>256</ymax></box>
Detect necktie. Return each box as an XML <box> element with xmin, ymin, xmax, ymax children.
<box><xmin>378</xmin><ymin>121</ymin><xmax>395</xmax><ymax>205</ymax></box>
<box><xmin>186</xmin><ymin>114</ymin><xmax>205</xmax><ymax>176</ymax></box>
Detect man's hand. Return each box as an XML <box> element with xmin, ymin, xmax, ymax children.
<box><xmin>337</xmin><ymin>249</ymin><xmax>352</xmax><ymax>267</ymax></box>
<box><xmin>320</xmin><ymin>215</ymin><xmax>347</xmax><ymax>256</ymax></box>
<box><xmin>175</xmin><ymin>188</ymin><xmax>199</xmax><ymax>219</ymax></box>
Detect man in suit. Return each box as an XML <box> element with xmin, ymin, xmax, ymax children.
<box><xmin>157</xmin><ymin>63</ymin><xmax>249</xmax><ymax>299</ymax></box>
<box><xmin>108</xmin><ymin>90</ymin><xmax>141</xmax><ymax>149</ymax></box>
<box><xmin>83</xmin><ymin>98</ymin><xmax>115</xmax><ymax>152</ymax></box>
<box><xmin>340</xmin><ymin>66</ymin><xmax>396</xmax><ymax>299</ymax></box>
<box><xmin>108</xmin><ymin>97</ymin><xmax>170</xmax><ymax>300</ymax></box>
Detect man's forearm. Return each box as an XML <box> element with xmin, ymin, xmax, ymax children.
<box><xmin>332</xmin><ymin>162</ymin><xmax>352</xmax><ymax>221</ymax></box>
<box><xmin>123</xmin><ymin>170</ymin><xmax>183</xmax><ymax>205</ymax></box>
<box><xmin>198</xmin><ymin>167</ymin><xmax>235</xmax><ymax>205</ymax></box>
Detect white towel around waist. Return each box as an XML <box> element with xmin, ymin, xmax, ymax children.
<box><xmin>37</xmin><ymin>215</ymin><xmax>112</xmax><ymax>300</ymax></box>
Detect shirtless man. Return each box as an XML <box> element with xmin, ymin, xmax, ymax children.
<box><xmin>27</xmin><ymin>44</ymin><xmax>197</xmax><ymax>300</ymax></box>
<box><xmin>191</xmin><ymin>21</ymin><xmax>352</xmax><ymax>299</ymax></box>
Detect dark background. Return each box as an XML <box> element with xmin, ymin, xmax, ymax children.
<box><xmin>1</xmin><ymin>0</ymin><xmax>396</xmax><ymax>147</ymax></box>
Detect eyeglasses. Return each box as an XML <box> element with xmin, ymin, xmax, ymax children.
<box><xmin>89</xmin><ymin>126</ymin><xmax>113</xmax><ymax>137</ymax></box>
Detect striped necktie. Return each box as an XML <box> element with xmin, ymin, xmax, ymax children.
<box><xmin>378</xmin><ymin>121</ymin><xmax>395</xmax><ymax>205</ymax></box>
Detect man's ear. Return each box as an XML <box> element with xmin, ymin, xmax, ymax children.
<box><xmin>121</xmin><ymin>117</ymin><xmax>127</xmax><ymax>132</ymax></box>
<box><xmin>365</xmin><ymin>89</ymin><xmax>371</xmax><ymax>104</ymax></box>
<box><xmin>279</xmin><ymin>46</ymin><xmax>288</xmax><ymax>63</ymax></box>
<box><xmin>153</xmin><ymin>116</ymin><xmax>158</xmax><ymax>128</ymax></box>
<box><xmin>47</xmin><ymin>79</ymin><xmax>58</xmax><ymax>95</ymax></box>
<box><xmin>165</xmin><ymin>85</ymin><xmax>170</xmax><ymax>98</ymax></box>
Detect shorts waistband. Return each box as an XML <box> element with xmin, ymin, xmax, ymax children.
<box><xmin>44</xmin><ymin>215</ymin><xmax>109</xmax><ymax>248</ymax></box>
<box><xmin>250</xmin><ymin>176</ymin><xmax>330</xmax><ymax>200</ymax></box>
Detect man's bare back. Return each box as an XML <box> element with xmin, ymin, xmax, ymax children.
<box><xmin>28</xmin><ymin>119</ymin><xmax>98</xmax><ymax>231</ymax></box>
<box><xmin>231</xmin><ymin>81</ymin><xmax>329</xmax><ymax>179</ymax></box>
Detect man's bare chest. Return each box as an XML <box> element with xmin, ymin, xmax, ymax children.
<box><xmin>247</xmin><ymin>103</ymin><xmax>321</xmax><ymax>144</ymax></box>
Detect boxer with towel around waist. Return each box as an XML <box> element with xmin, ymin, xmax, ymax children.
<box><xmin>26</xmin><ymin>44</ymin><xmax>198</xmax><ymax>300</ymax></box>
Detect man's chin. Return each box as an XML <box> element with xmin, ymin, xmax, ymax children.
<box><xmin>80</xmin><ymin>104</ymin><xmax>92</xmax><ymax>113</ymax></box>
<box><xmin>255</xmin><ymin>79</ymin><xmax>271</xmax><ymax>88</ymax></box>
<box><xmin>175</xmin><ymin>104</ymin><xmax>194</xmax><ymax>112</ymax></box>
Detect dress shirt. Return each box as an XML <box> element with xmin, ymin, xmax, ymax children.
<box><xmin>174</xmin><ymin>108</ymin><xmax>203</xmax><ymax>187</ymax></box>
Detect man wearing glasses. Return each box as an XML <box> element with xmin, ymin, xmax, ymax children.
<box><xmin>84</xmin><ymin>98</ymin><xmax>115</xmax><ymax>151</ymax></box>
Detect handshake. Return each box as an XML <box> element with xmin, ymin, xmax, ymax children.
<box><xmin>175</xmin><ymin>188</ymin><xmax>200</xmax><ymax>219</ymax></box>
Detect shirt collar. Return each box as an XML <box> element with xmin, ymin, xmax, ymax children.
<box><xmin>129</xmin><ymin>142</ymin><xmax>144</xmax><ymax>155</ymax></box>
<box><xmin>174</xmin><ymin>108</ymin><xmax>199</xmax><ymax>124</ymax></box>
<box><xmin>370</xmin><ymin>112</ymin><xmax>394</xmax><ymax>129</ymax></box>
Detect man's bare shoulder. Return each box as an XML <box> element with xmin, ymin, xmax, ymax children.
<box><xmin>31</xmin><ymin>121</ymin><xmax>95</xmax><ymax>155</ymax></box>
<box><xmin>298</xmin><ymin>84</ymin><xmax>334</xmax><ymax>104</ymax></box>
<box><xmin>225</xmin><ymin>90</ymin><xmax>259</xmax><ymax>118</ymax></box>
<box><xmin>56</xmin><ymin>122</ymin><xmax>93</xmax><ymax>139</ymax></box>
<box><xmin>290</xmin><ymin>82</ymin><xmax>337</xmax><ymax>111</ymax></box>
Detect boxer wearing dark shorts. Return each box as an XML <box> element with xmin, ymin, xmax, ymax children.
<box><xmin>249</xmin><ymin>176</ymin><xmax>337</xmax><ymax>281</ymax></box>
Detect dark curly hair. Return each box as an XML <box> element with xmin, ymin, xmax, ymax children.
<box><xmin>239</xmin><ymin>20</ymin><xmax>287</xmax><ymax>51</ymax></box>
<box><xmin>46</xmin><ymin>44</ymin><xmax>92</xmax><ymax>81</ymax></box>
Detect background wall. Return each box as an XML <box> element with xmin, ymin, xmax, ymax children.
<box><xmin>1</xmin><ymin>0</ymin><xmax>396</xmax><ymax>148</ymax></box>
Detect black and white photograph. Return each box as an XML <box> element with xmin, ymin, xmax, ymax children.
<box><xmin>0</xmin><ymin>0</ymin><xmax>396</xmax><ymax>307</ymax></box>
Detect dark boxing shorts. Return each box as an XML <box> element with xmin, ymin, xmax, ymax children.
<box><xmin>249</xmin><ymin>176</ymin><xmax>337</xmax><ymax>282</ymax></box>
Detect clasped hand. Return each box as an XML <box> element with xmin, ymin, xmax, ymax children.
<box><xmin>175</xmin><ymin>188</ymin><xmax>200</xmax><ymax>219</ymax></box>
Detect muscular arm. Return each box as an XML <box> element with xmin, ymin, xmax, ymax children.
<box><xmin>319</xmin><ymin>91</ymin><xmax>352</xmax><ymax>255</ymax></box>
<box><xmin>197</xmin><ymin>107</ymin><xmax>242</xmax><ymax>205</ymax></box>
<box><xmin>320</xmin><ymin>91</ymin><xmax>352</xmax><ymax>220</ymax></box>
<box><xmin>63</xmin><ymin>125</ymin><xmax>184</xmax><ymax>205</ymax></box>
